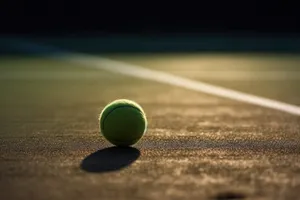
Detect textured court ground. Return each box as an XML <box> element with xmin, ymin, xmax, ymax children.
<box><xmin>0</xmin><ymin>38</ymin><xmax>300</xmax><ymax>200</ymax></box>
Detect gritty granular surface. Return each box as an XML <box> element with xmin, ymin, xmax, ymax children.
<box><xmin>0</xmin><ymin>54</ymin><xmax>300</xmax><ymax>200</ymax></box>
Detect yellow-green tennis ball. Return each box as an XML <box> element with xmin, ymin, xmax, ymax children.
<box><xmin>99</xmin><ymin>99</ymin><xmax>147</xmax><ymax>146</ymax></box>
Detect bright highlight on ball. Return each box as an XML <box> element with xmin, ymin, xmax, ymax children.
<box><xmin>99</xmin><ymin>99</ymin><xmax>147</xmax><ymax>146</ymax></box>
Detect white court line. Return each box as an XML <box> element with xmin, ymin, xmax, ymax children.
<box><xmin>173</xmin><ymin>71</ymin><xmax>300</xmax><ymax>80</ymax></box>
<box><xmin>15</xmin><ymin>40</ymin><xmax>300</xmax><ymax>116</ymax></box>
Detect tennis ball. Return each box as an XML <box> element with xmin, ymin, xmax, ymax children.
<box><xmin>99</xmin><ymin>99</ymin><xmax>147</xmax><ymax>146</ymax></box>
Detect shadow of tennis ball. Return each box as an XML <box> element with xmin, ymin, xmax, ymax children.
<box><xmin>80</xmin><ymin>146</ymin><xmax>140</xmax><ymax>173</ymax></box>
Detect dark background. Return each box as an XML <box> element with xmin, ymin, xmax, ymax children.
<box><xmin>0</xmin><ymin>1</ymin><xmax>299</xmax><ymax>36</ymax></box>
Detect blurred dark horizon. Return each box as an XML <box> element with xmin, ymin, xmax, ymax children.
<box><xmin>1</xmin><ymin>1</ymin><xmax>300</xmax><ymax>53</ymax></box>
<box><xmin>1</xmin><ymin>1</ymin><xmax>300</xmax><ymax>37</ymax></box>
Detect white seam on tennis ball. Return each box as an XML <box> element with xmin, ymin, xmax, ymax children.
<box><xmin>14</xmin><ymin>40</ymin><xmax>300</xmax><ymax>116</ymax></box>
<box><xmin>101</xmin><ymin>105</ymin><xmax>144</xmax><ymax>131</ymax></box>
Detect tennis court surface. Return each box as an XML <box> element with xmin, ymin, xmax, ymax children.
<box><xmin>1</xmin><ymin>37</ymin><xmax>300</xmax><ymax>200</ymax></box>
